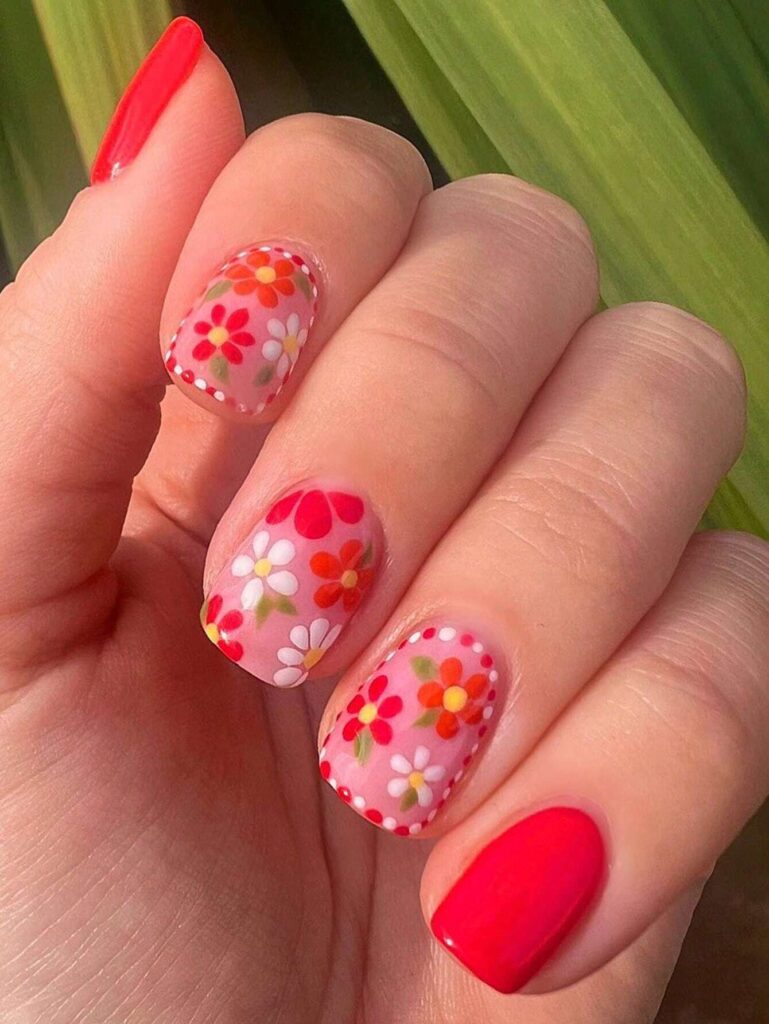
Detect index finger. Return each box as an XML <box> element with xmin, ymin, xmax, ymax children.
<box><xmin>160</xmin><ymin>113</ymin><xmax>431</xmax><ymax>420</ymax></box>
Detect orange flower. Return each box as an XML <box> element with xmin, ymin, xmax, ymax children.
<box><xmin>310</xmin><ymin>539</ymin><xmax>374</xmax><ymax>612</ymax></box>
<box><xmin>416</xmin><ymin>657</ymin><xmax>487</xmax><ymax>739</ymax></box>
<box><xmin>225</xmin><ymin>251</ymin><xmax>295</xmax><ymax>307</ymax></box>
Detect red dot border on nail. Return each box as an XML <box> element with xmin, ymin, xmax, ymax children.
<box><xmin>319</xmin><ymin>625</ymin><xmax>499</xmax><ymax>835</ymax></box>
<box><xmin>164</xmin><ymin>244</ymin><xmax>318</xmax><ymax>416</ymax></box>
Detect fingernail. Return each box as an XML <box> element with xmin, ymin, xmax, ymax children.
<box><xmin>431</xmin><ymin>807</ymin><xmax>605</xmax><ymax>993</ymax></box>
<box><xmin>319</xmin><ymin>625</ymin><xmax>502</xmax><ymax>835</ymax></box>
<box><xmin>90</xmin><ymin>17</ymin><xmax>203</xmax><ymax>184</ymax></box>
<box><xmin>165</xmin><ymin>244</ymin><xmax>319</xmax><ymax>414</ymax></box>
<box><xmin>201</xmin><ymin>483</ymin><xmax>381</xmax><ymax>684</ymax></box>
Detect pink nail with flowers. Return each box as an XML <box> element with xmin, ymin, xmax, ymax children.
<box><xmin>319</xmin><ymin>626</ymin><xmax>502</xmax><ymax>835</ymax></box>
<box><xmin>201</xmin><ymin>482</ymin><xmax>381</xmax><ymax>684</ymax></box>
<box><xmin>165</xmin><ymin>243</ymin><xmax>319</xmax><ymax>415</ymax></box>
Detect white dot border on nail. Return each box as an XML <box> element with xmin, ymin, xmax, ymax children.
<box><xmin>319</xmin><ymin>625</ymin><xmax>500</xmax><ymax>836</ymax></box>
<box><xmin>163</xmin><ymin>244</ymin><xmax>318</xmax><ymax>416</ymax></box>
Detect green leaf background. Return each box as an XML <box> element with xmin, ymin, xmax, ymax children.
<box><xmin>0</xmin><ymin>0</ymin><xmax>171</xmax><ymax>267</ymax></box>
<box><xmin>344</xmin><ymin>0</ymin><xmax>769</xmax><ymax>537</ymax></box>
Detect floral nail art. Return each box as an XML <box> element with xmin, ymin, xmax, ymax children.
<box><xmin>200</xmin><ymin>595</ymin><xmax>244</xmax><ymax>663</ymax></box>
<box><xmin>319</xmin><ymin>626</ymin><xmax>502</xmax><ymax>835</ymax></box>
<box><xmin>165</xmin><ymin>243</ymin><xmax>318</xmax><ymax>415</ymax></box>
<box><xmin>311</xmin><ymin>540</ymin><xmax>374</xmax><ymax>612</ymax></box>
<box><xmin>232</xmin><ymin>531</ymin><xmax>298</xmax><ymax>614</ymax></box>
<box><xmin>342</xmin><ymin>674</ymin><xmax>403</xmax><ymax>764</ymax></box>
<box><xmin>201</xmin><ymin>482</ymin><xmax>381</xmax><ymax>685</ymax></box>
<box><xmin>274</xmin><ymin>618</ymin><xmax>342</xmax><ymax>688</ymax></box>
<box><xmin>388</xmin><ymin>746</ymin><xmax>445</xmax><ymax>811</ymax></box>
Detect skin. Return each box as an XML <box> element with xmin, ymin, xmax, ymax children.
<box><xmin>0</xmin><ymin>42</ymin><xmax>768</xmax><ymax>1024</ymax></box>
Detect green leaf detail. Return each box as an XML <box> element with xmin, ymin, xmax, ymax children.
<box><xmin>293</xmin><ymin>270</ymin><xmax>312</xmax><ymax>299</ymax></box>
<box><xmin>413</xmin><ymin>708</ymin><xmax>440</xmax><ymax>728</ymax></box>
<box><xmin>411</xmin><ymin>656</ymin><xmax>439</xmax><ymax>682</ymax></box>
<box><xmin>360</xmin><ymin>541</ymin><xmax>374</xmax><ymax>567</ymax></box>
<box><xmin>204</xmin><ymin>279</ymin><xmax>232</xmax><ymax>302</ymax></box>
<box><xmin>354</xmin><ymin>727</ymin><xmax>373</xmax><ymax>766</ymax></box>
<box><xmin>255</xmin><ymin>595</ymin><xmax>273</xmax><ymax>625</ymax></box>
<box><xmin>401</xmin><ymin>788</ymin><xmax>418</xmax><ymax>811</ymax></box>
<box><xmin>254</xmin><ymin>363</ymin><xmax>275</xmax><ymax>387</ymax></box>
<box><xmin>210</xmin><ymin>353</ymin><xmax>230</xmax><ymax>384</ymax></box>
<box><xmin>273</xmin><ymin>596</ymin><xmax>297</xmax><ymax>616</ymax></box>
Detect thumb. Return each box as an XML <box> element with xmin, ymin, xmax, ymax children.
<box><xmin>0</xmin><ymin>19</ymin><xmax>243</xmax><ymax>670</ymax></box>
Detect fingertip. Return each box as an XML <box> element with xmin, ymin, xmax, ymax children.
<box><xmin>90</xmin><ymin>17</ymin><xmax>205</xmax><ymax>186</ymax></box>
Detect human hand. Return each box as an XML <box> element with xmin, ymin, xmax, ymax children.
<box><xmin>1</xmin><ymin>19</ymin><xmax>768</xmax><ymax>1023</ymax></box>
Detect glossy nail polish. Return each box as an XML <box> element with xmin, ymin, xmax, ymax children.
<box><xmin>431</xmin><ymin>807</ymin><xmax>605</xmax><ymax>993</ymax></box>
<box><xmin>165</xmin><ymin>244</ymin><xmax>319</xmax><ymax>414</ymax></box>
<box><xmin>319</xmin><ymin>626</ymin><xmax>502</xmax><ymax>834</ymax></box>
<box><xmin>91</xmin><ymin>17</ymin><xmax>203</xmax><ymax>184</ymax></box>
<box><xmin>201</xmin><ymin>483</ymin><xmax>381</xmax><ymax>684</ymax></box>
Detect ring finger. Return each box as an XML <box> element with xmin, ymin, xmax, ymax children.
<box><xmin>318</xmin><ymin>300</ymin><xmax>745</xmax><ymax>834</ymax></box>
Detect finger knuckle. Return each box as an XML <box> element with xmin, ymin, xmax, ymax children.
<box><xmin>610</xmin><ymin>300</ymin><xmax>744</xmax><ymax>405</ymax></box>
<box><xmin>587</xmin><ymin>302</ymin><xmax>746</xmax><ymax>466</ymax></box>
<box><xmin>438</xmin><ymin>173</ymin><xmax>597</xmax><ymax>277</ymax></box>
<box><xmin>629</xmin><ymin>528</ymin><xmax>769</xmax><ymax>780</ymax></box>
<box><xmin>257</xmin><ymin>112</ymin><xmax>431</xmax><ymax>198</ymax></box>
<box><xmin>689</xmin><ymin>529</ymin><xmax>769</xmax><ymax>617</ymax></box>
<box><xmin>488</xmin><ymin>445</ymin><xmax>650</xmax><ymax>598</ymax></box>
<box><xmin>627</xmin><ymin>648</ymin><xmax>757</xmax><ymax>783</ymax></box>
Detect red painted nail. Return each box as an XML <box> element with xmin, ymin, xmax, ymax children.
<box><xmin>90</xmin><ymin>17</ymin><xmax>203</xmax><ymax>184</ymax></box>
<box><xmin>430</xmin><ymin>807</ymin><xmax>605</xmax><ymax>993</ymax></box>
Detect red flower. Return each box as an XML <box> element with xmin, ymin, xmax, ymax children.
<box><xmin>224</xmin><ymin>251</ymin><xmax>295</xmax><ymax>307</ymax></box>
<box><xmin>416</xmin><ymin>657</ymin><xmax>487</xmax><ymax>739</ymax></box>
<box><xmin>202</xmin><ymin>594</ymin><xmax>244</xmax><ymax>663</ymax></box>
<box><xmin>191</xmin><ymin>304</ymin><xmax>254</xmax><ymax>364</ymax></box>
<box><xmin>266</xmin><ymin>488</ymin><xmax>364</xmax><ymax>540</ymax></box>
<box><xmin>310</xmin><ymin>539</ymin><xmax>373</xmax><ymax>612</ymax></box>
<box><xmin>343</xmin><ymin>674</ymin><xmax>402</xmax><ymax>747</ymax></box>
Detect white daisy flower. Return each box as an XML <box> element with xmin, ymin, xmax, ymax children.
<box><xmin>273</xmin><ymin>618</ymin><xmax>343</xmax><ymax>688</ymax></box>
<box><xmin>387</xmin><ymin>746</ymin><xmax>445</xmax><ymax>809</ymax></box>
<box><xmin>232</xmin><ymin>530</ymin><xmax>297</xmax><ymax>610</ymax></box>
<box><xmin>261</xmin><ymin>312</ymin><xmax>308</xmax><ymax>380</ymax></box>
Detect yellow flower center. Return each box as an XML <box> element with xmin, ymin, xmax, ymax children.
<box><xmin>255</xmin><ymin>266</ymin><xmax>277</xmax><ymax>284</ymax></box>
<box><xmin>205</xmin><ymin>623</ymin><xmax>220</xmax><ymax>644</ymax></box>
<box><xmin>253</xmin><ymin>557</ymin><xmax>272</xmax><ymax>578</ymax></box>
<box><xmin>340</xmin><ymin>569</ymin><xmax>359</xmax><ymax>590</ymax></box>
<box><xmin>358</xmin><ymin>702</ymin><xmax>378</xmax><ymax>725</ymax></box>
<box><xmin>443</xmin><ymin>685</ymin><xmax>468</xmax><ymax>713</ymax></box>
<box><xmin>208</xmin><ymin>325</ymin><xmax>230</xmax><ymax>347</ymax></box>
<box><xmin>303</xmin><ymin>647</ymin><xmax>325</xmax><ymax>670</ymax></box>
<box><xmin>283</xmin><ymin>333</ymin><xmax>299</xmax><ymax>355</ymax></box>
<box><xmin>408</xmin><ymin>771</ymin><xmax>425</xmax><ymax>791</ymax></box>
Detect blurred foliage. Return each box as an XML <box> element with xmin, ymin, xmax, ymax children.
<box><xmin>0</xmin><ymin>1</ymin><xmax>86</xmax><ymax>268</ymax></box>
<box><xmin>0</xmin><ymin>0</ymin><xmax>170</xmax><ymax>267</ymax></box>
<box><xmin>345</xmin><ymin>0</ymin><xmax>769</xmax><ymax>537</ymax></box>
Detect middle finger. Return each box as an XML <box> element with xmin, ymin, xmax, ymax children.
<box><xmin>201</xmin><ymin>174</ymin><xmax>597</xmax><ymax>683</ymax></box>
